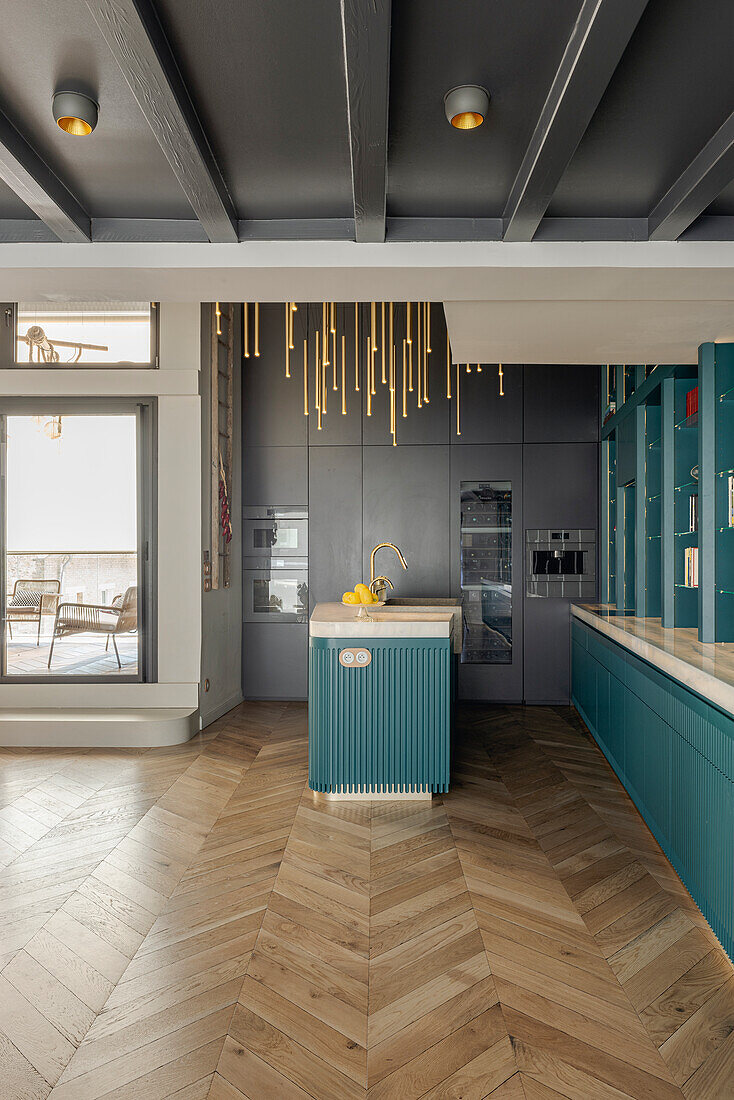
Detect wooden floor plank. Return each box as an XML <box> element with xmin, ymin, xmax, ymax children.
<box><xmin>0</xmin><ymin>702</ymin><xmax>730</xmax><ymax>1100</ymax></box>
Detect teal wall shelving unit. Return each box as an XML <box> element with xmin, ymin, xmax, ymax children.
<box><xmin>600</xmin><ymin>346</ymin><xmax>734</xmax><ymax>643</ymax></box>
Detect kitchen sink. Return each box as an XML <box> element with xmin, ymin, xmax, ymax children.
<box><xmin>384</xmin><ymin>597</ymin><xmax>462</xmax><ymax>606</ymax></box>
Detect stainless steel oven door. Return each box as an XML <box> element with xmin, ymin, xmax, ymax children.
<box><xmin>243</xmin><ymin>568</ymin><xmax>309</xmax><ymax>623</ymax></box>
<box><xmin>243</xmin><ymin>518</ymin><xmax>308</xmax><ymax>560</ymax></box>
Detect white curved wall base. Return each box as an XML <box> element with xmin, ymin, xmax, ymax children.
<box><xmin>0</xmin><ymin>707</ymin><xmax>199</xmax><ymax>747</ymax></box>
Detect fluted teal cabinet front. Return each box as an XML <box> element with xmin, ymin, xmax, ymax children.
<box><xmin>309</xmin><ymin>637</ymin><xmax>451</xmax><ymax>794</ymax></box>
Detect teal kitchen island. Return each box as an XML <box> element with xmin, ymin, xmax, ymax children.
<box><xmin>308</xmin><ymin>602</ymin><xmax>458</xmax><ymax>799</ymax></box>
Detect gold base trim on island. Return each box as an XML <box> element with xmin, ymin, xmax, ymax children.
<box><xmin>313</xmin><ymin>786</ymin><xmax>433</xmax><ymax>802</ymax></box>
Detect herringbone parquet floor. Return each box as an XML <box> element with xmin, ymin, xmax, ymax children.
<box><xmin>0</xmin><ymin>702</ymin><xmax>732</xmax><ymax>1098</ymax></box>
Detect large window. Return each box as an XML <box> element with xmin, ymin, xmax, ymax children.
<box><xmin>1</xmin><ymin>406</ymin><xmax>152</xmax><ymax>679</ymax></box>
<box><xmin>14</xmin><ymin>303</ymin><xmax>157</xmax><ymax>366</ymax></box>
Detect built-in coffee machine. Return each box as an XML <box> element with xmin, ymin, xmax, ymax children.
<box><xmin>525</xmin><ymin>528</ymin><xmax>596</xmax><ymax>598</ymax></box>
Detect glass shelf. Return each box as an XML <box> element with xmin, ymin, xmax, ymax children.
<box><xmin>718</xmin><ymin>385</ymin><xmax>734</xmax><ymax>403</ymax></box>
<box><xmin>675</xmin><ymin>582</ymin><xmax>699</xmax><ymax>589</ymax></box>
<box><xmin>675</xmin><ymin>412</ymin><xmax>699</xmax><ymax>432</ymax></box>
<box><xmin>716</xmin><ymin>468</ymin><xmax>734</xmax><ymax>478</ymax></box>
<box><xmin>460</xmin><ymin>526</ymin><xmax>512</xmax><ymax>533</ymax></box>
<box><xmin>647</xmin><ymin>438</ymin><xmax>661</xmax><ymax>450</ymax></box>
<box><xmin>674</xmin><ymin>482</ymin><xmax>697</xmax><ymax>492</ymax></box>
<box><xmin>674</xmin><ymin>530</ymin><xmax>698</xmax><ymax>538</ymax></box>
<box><xmin>717</xmin><ymin>525</ymin><xmax>734</xmax><ymax>533</ymax></box>
<box><xmin>646</xmin><ymin>534</ymin><xmax>661</xmax><ymax>540</ymax></box>
<box><xmin>718</xmin><ymin>589</ymin><xmax>734</xmax><ymax>596</ymax></box>
<box><xmin>646</xmin><ymin>492</ymin><xmax>661</xmax><ymax>502</ymax></box>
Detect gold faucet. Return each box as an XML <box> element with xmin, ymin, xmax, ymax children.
<box><xmin>369</xmin><ymin>542</ymin><xmax>408</xmax><ymax>601</ymax></box>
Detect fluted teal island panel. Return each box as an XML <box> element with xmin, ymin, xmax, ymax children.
<box><xmin>572</xmin><ymin>617</ymin><xmax>734</xmax><ymax>960</ymax></box>
<box><xmin>309</xmin><ymin>637</ymin><xmax>451</xmax><ymax>794</ymax></box>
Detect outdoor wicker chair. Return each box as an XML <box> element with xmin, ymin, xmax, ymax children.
<box><xmin>7</xmin><ymin>579</ymin><xmax>61</xmax><ymax>645</ymax></box>
<box><xmin>48</xmin><ymin>585</ymin><xmax>138</xmax><ymax>670</ymax></box>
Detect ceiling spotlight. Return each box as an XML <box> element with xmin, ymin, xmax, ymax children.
<box><xmin>444</xmin><ymin>85</ymin><xmax>489</xmax><ymax>130</ymax></box>
<box><xmin>52</xmin><ymin>90</ymin><xmax>98</xmax><ymax>136</ymax></box>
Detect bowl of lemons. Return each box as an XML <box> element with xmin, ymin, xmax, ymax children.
<box><xmin>342</xmin><ymin>583</ymin><xmax>378</xmax><ymax>606</ymax></box>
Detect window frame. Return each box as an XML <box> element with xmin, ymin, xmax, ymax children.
<box><xmin>2</xmin><ymin>302</ymin><xmax>160</xmax><ymax>369</ymax></box>
<box><xmin>0</xmin><ymin>397</ymin><xmax>157</xmax><ymax>684</ymax></box>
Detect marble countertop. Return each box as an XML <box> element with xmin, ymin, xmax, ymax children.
<box><xmin>310</xmin><ymin>602</ymin><xmax>456</xmax><ymax>645</ymax></box>
<box><xmin>572</xmin><ymin>603</ymin><xmax>734</xmax><ymax>718</ymax></box>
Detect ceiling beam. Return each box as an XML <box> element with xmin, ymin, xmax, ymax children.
<box><xmin>0</xmin><ymin>112</ymin><xmax>90</xmax><ymax>242</ymax></box>
<box><xmin>502</xmin><ymin>0</ymin><xmax>649</xmax><ymax>242</ymax></box>
<box><xmin>648</xmin><ymin>111</ymin><xmax>734</xmax><ymax>240</ymax></box>
<box><xmin>86</xmin><ymin>0</ymin><xmax>238</xmax><ymax>243</ymax></box>
<box><xmin>340</xmin><ymin>0</ymin><xmax>392</xmax><ymax>243</ymax></box>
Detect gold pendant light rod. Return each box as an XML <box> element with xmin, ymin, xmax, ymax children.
<box><xmin>416</xmin><ymin>302</ymin><xmax>422</xmax><ymax>409</ymax></box>
<box><xmin>456</xmin><ymin>361</ymin><xmax>461</xmax><ymax>436</ymax></box>
<box><xmin>243</xmin><ymin>302</ymin><xmax>249</xmax><ymax>358</ymax></box>
<box><xmin>254</xmin><ymin>302</ymin><xmax>260</xmax><ymax>357</ymax></box>
<box><xmin>446</xmin><ymin>328</ymin><xmax>451</xmax><ymax>399</ymax></box>
<box><xmin>366</xmin><ymin>335</ymin><xmax>373</xmax><ymax>416</ymax></box>
<box><xmin>284</xmin><ymin>303</ymin><xmax>290</xmax><ymax>378</ymax></box>
<box><xmin>303</xmin><ymin>338</ymin><xmax>308</xmax><ymax>416</ymax></box>
<box><xmin>423</xmin><ymin>302</ymin><xmax>429</xmax><ymax>404</ymax></box>
<box><xmin>341</xmin><ymin>334</ymin><xmax>346</xmax><ymax>414</ymax></box>
<box><xmin>315</xmin><ymin>331</ymin><xmax>322</xmax><ymax>429</ymax></box>
<box><xmin>402</xmin><ymin>338</ymin><xmax>407</xmax><ymax>418</ymax></box>
<box><xmin>381</xmin><ymin>301</ymin><xmax>386</xmax><ymax>383</ymax></box>
<box><xmin>215</xmin><ymin>301</ymin><xmax>221</xmax><ymax>336</ymax></box>
<box><xmin>354</xmin><ymin>303</ymin><xmax>360</xmax><ymax>392</ymax></box>
<box><xmin>498</xmin><ymin>362</ymin><xmax>504</xmax><ymax>396</ymax></box>
<box><xmin>426</xmin><ymin>301</ymin><xmax>431</xmax><ymax>353</ymax></box>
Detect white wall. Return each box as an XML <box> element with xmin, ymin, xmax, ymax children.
<box><xmin>0</xmin><ymin>303</ymin><xmax>204</xmax><ymax>742</ymax></box>
<box><xmin>199</xmin><ymin>305</ymin><xmax>243</xmax><ymax>728</ymax></box>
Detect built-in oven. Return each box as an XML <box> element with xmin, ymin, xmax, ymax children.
<box><xmin>243</xmin><ymin>507</ymin><xmax>309</xmax><ymax>624</ymax></box>
<box><xmin>243</xmin><ymin>562</ymin><xmax>309</xmax><ymax>623</ymax></box>
<box><xmin>243</xmin><ymin>508</ymin><xmax>308</xmax><ymax>560</ymax></box>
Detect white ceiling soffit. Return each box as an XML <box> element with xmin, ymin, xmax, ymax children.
<box><xmin>0</xmin><ymin>240</ymin><xmax>733</xmax><ymax>317</ymax></box>
<box><xmin>444</xmin><ymin>299</ymin><xmax>734</xmax><ymax>365</ymax></box>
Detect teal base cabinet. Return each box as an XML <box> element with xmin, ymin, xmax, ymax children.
<box><xmin>309</xmin><ymin>637</ymin><xmax>451</xmax><ymax>794</ymax></box>
<box><xmin>572</xmin><ymin>618</ymin><xmax>734</xmax><ymax>960</ymax></box>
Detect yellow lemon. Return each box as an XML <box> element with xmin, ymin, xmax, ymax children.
<box><xmin>359</xmin><ymin>588</ymin><xmax>376</xmax><ymax>604</ymax></box>
<box><xmin>354</xmin><ymin>582</ymin><xmax>370</xmax><ymax>595</ymax></box>
<box><xmin>342</xmin><ymin>591</ymin><xmax>360</xmax><ymax>605</ymax></box>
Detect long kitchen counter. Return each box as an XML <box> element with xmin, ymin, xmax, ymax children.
<box><xmin>572</xmin><ymin>602</ymin><xmax>734</xmax><ymax>719</ymax></box>
<box><xmin>571</xmin><ymin>605</ymin><xmax>734</xmax><ymax>961</ymax></box>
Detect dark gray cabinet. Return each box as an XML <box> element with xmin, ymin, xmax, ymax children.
<box><xmin>523</xmin><ymin>443</ymin><xmax>598</xmax><ymax>528</ymax></box>
<box><xmin>241</xmin><ymin>304</ymin><xmax>308</xmax><ymax>446</ymax></box>
<box><xmin>524</xmin><ymin>364</ymin><xmax>599</xmax><ymax>443</ymax></box>
<box><xmin>455</xmin><ymin>363</ymin><xmax>523</xmax><ymax>444</ymax></box>
<box><xmin>309</xmin><ymin>446</ymin><xmax>362</xmax><ymax>607</ymax></box>
<box><xmin>363</xmin><ymin>445</ymin><xmax>450</xmax><ymax>597</ymax></box>
<box><xmin>242</xmin><ymin>623</ymin><xmax>308</xmax><ymax>699</ymax></box>
<box><xmin>242</xmin><ymin>446</ymin><xmax>307</xmax><ymax>507</ymax></box>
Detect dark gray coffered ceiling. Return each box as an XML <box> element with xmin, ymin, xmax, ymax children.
<box><xmin>0</xmin><ymin>0</ymin><xmax>731</xmax><ymax>245</ymax></box>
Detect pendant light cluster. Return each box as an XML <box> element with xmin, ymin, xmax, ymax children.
<box><xmin>241</xmin><ymin>302</ymin><xmax>505</xmax><ymax>445</ymax></box>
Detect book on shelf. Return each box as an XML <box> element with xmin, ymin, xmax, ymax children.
<box><xmin>729</xmin><ymin>475</ymin><xmax>734</xmax><ymax>527</ymax></box>
<box><xmin>685</xmin><ymin>386</ymin><xmax>698</xmax><ymax>419</ymax></box>
<box><xmin>602</xmin><ymin>401</ymin><xmax>616</xmax><ymax>425</ymax></box>
<box><xmin>689</xmin><ymin>492</ymin><xmax>698</xmax><ymax>533</ymax></box>
<box><xmin>684</xmin><ymin>545</ymin><xmax>698</xmax><ymax>587</ymax></box>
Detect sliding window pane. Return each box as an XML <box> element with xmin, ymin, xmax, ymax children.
<box><xmin>5</xmin><ymin>414</ymin><xmax>139</xmax><ymax>677</ymax></box>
